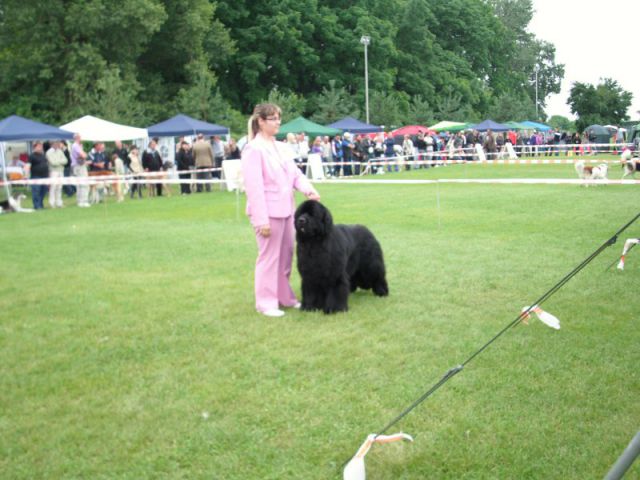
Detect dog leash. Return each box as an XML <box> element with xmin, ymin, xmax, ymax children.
<box><xmin>343</xmin><ymin>210</ymin><xmax>640</xmax><ymax>469</ymax></box>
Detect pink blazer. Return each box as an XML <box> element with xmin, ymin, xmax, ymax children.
<box><xmin>241</xmin><ymin>136</ymin><xmax>314</xmax><ymax>227</ymax></box>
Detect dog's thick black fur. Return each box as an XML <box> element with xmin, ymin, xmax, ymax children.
<box><xmin>294</xmin><ymin>200</ymin><xmax>388</xmax><ymax>314</ymax></box>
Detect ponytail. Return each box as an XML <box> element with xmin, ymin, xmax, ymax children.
<box><xmin>247</xmin><ymin>114</ymin><xmax>260</xmax><ymax>141</ymax></box>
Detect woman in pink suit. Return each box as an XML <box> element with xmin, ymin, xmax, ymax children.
<box><xmin>242</xmin><ymin>103</ymin><xmax>320</xmax><ymax>317</ymax></box>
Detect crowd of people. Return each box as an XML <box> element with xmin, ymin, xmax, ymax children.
<box><xmin>280</xmin><ymin>127</ymin><xmax>625</xmax><ymax>177</ymax></box>
<box><xmin>9</xmin><ymin>133</ymin><xmax>242</xmax><ymax>210</ymax></box>
<box><xmin>6</xmin><ymin>125</ymin><xmax>630</xmax><ymax>210</ymax></box>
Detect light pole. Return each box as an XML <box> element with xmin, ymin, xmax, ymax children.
<box><xmin>360</xmin><ymin>35</ymin><xmax>371</xmax><ymax>124</ymax></box>
<box><xmin>534</xmin><ymin>64</ymin><xmax>540</xmax><ymax>121</ymax></box>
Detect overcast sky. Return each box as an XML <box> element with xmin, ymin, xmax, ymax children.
<box><xmin>528</xmin><ymin>0</ymin><xmax>640</xmax><ymax>120</ymax></box>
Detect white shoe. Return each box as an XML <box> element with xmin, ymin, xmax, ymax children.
<box><xmin>261</xmin><ymin>309</ymin><xmax>285</xmax><ymax>317</ymax></box>
<box><xmin>292</xmin><ymin>302</ymin><xmax>301</xmax><ymax>309</ymax></box>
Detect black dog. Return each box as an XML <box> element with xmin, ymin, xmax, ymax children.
<box><xmin>294</xmin><ymin>200</ymin><xmax>388</xmax><ymax>313</ymax></box>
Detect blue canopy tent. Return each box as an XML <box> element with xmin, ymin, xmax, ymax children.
<box><xmin>327</xmin><ymin>116</ymin><xmax>383</xmax><ymax>134</ymax></box>
<box><xmin>0</xmin><ymin>115</ymin><xmax>75</xmax><ymax>198</ymax></box>
<box><xmin>146</xmin><ymin>114</ymin><xmax>229</xmax><ymax>137</ymax></box>
<box><xmin>520</xmin><ymin>120</ymin><xmax>552</xmax><ymax>132</ymax></box>
<box><xmin>473</xmin><ymin>119</ymin><xmax>510</xmax><ymax>132</ymax></box>
<box><xmin>0</xmin><ymin>114</ymin><xmax>75</xmax><ymax>142</ymax></box>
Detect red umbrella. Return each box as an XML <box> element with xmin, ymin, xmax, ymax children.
<box><xmin>391</xmin><ymin>125</ymin><xmax>435</xmax><ymax>137</ymax></box>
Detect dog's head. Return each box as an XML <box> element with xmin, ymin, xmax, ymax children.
<box><xmin>294</xmin><ymin>200</ymin><xmax>333</xmax><ymax>239</ymax></box>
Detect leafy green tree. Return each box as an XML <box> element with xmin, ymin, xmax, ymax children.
<box><xmin>568</xmin><ymin>78</ymin><xmax>632</xmax><ymax>131</ymax></box>
<box><xmin>369</xmin><ymin>90</ymin><xmax>409</xmax><ymax>129</ymax></box>
<box><xmin>176</xmin><ymin>59</ymin><xmax>219</xmax><ymax>122</ymax></box>
<box><xmin>309</xmin><ymin>81</ymin><xmax>360</xmax><ymax>125</ymax></box>
<box><xmin>548</xmin><ymin>115</ymin><xmax>575</xmax><ymax>132</ymax></box>
<box><xmin>486</xmin><ymin>92</ymin><xmax>536</xmax><ymax>123</ymax></box>
<box><xmin>84</xmin><ymin>66</ymin><xmax>146</xmax><ymax>125</ymax></box>
<box><xmin>406</xmin><ymin>95</ymin><xmax>433</xmax><ymax>126</ymax></box>
<box><xmin>0</xmin><ymin>0</ymin><xmax>166</xmax><ymax>123</ymax></box>
<box><xmin>264</xmin><ymin>87</ymin><xmax>306</xmax><ymax>123</ymax></box>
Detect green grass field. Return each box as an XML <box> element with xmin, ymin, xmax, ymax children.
<box><xmin>1</xmin><ymin>163</ymin><xmax>639</xmax><ymax>479</ymax></box>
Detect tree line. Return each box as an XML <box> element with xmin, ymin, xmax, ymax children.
<box><xmin>1</xmin><ymin>0</ymin><xmax>623</xmax><ymax>136</ymax></box>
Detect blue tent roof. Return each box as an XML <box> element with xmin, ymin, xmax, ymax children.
<box><xmin>0</xmin><ymin>115</ymin><xmax>75</xmax><ymax>142</ymax></box>
<box><xmin>520</xmin><ymin>120</ymin><xmax>552</xmax><ymax>131</ymax></box>
<box><xmin>146</xmin><ymin>114</ymin><xmax>229</xmax><ymax>137</ymax></box>
<box><xmin>473</xmin><ymin>119</ymin><xmax>510</xmax><ymax>132</ymax></box>
<box><xmin>327</xmin><ymin>116</ymin><xmax>383</xmax><ymax>133</ymax></box>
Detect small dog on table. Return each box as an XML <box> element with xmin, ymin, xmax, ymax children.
<box><xmin>574</xmin><ymin>160</ymin><xmax>608</xmax><ymax>185</ymax></box>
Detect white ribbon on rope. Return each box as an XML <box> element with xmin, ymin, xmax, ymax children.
<box><xmin>521</xmin><ymin>305</ymin><xmax>561</xmax><ymax>330</ymax></box>
<box><xmin>343</xmin><ymin>433</ymin><xmax>413</xmax><ymax>480</ymax></box>
<box><xmin>617</xmin><ymin>238</ymin><xmax>640</xmax><ymax>270</ymax></box>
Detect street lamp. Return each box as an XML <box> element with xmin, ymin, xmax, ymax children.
<box><xmin>534</xmin><ymin>64</ymin><xmax>540</xmax><ymax>121</ymax></box>
<box><xmin>360</xmin><ymin>35</ymin><xmax>371</xmax><ymax>124</ymax></box>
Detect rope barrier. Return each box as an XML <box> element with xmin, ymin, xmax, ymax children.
<box><xmin>360</xmin><ymin>209</ymin><xmax>640</xmax><ymax>443</ymax></box>
<box><xmin>4</xmin><ymin>154</ymin><xmax>637</xmax><ymax>187</ymax></box>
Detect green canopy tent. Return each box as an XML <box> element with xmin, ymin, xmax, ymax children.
<box><xmin>428</xmin><ymin>121</ymin><xmax>467</xmax><ymax>132</ymax></box>
<box><xmin>446</xmin><ymin>122</ymin><xmax>475</xmax><ymax>132</ymax></box>
<box><xmin>276</xmin><ymin>116</ymin><xmax>341</xmax><ymax>140</ymax></box>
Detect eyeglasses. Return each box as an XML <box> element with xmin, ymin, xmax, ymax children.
<box><xmin>265</xmin><ymin>116</ymin><xmax>281</xmax><ymax>122</ymax></box>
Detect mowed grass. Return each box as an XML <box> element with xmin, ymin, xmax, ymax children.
<box><xmin>1</xmin><ymin>163</ymin><xmax>639</xmax><ymax>479</ymax></box>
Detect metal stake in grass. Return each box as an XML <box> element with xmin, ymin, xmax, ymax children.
<box><xmin>604</xmin><ymin>430</ymin><xmax>640</xmax><ymax>480</ymax></box>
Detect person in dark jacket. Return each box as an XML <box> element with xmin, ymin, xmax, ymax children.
<box><xmin>112</xmin><ymin>140</ymin><xmax>130</xmax><ymax>171</ymax></box>
<box><xmin>175</xmin><ymin>141</ymin><xmax>194</xmax><ymax>195</ymax></box>
<box><xmin>27</xmin><ymin>141</ymin><xmax>49</xmax><ymax>209</ymax></box>
<box><xmin>142</xmin><ymin>139</ymin><xmax>164</xmax><ymax>196</ymax></box>
<box><xmin>384</xmin><ymin>133</ymin><xmax>397</xmax><ymax>172</ymax></box>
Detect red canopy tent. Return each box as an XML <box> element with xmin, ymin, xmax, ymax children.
<box><xmin>391</xmin><ymin>125</ymin><xmax>435</xmax><ymax>137</ymax></box>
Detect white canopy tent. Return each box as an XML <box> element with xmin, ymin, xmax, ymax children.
<box><xmin>60</xmin><ymin>115</ymin><xmax>148</xmax><ymax>141</ymax></box>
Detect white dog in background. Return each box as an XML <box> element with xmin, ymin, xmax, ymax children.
<box><xmin>0</xmin><ymin>193</ymin><xmax>35</xmax><ymax>213</ymax></box>
<box><xmin>620</xmin><ymin>148</ymin><xmax>640</xmax><ymax>178</ymax></box>
<box><xmin>574</xmin><ymin>160</ymin><xmax>608</xmax><ymax>185</ymax></box>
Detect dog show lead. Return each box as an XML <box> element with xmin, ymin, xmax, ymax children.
<box><xmin>241</xmin><ymin>103</ymin><xmax>320</xmax><ymax>318</ymax></box>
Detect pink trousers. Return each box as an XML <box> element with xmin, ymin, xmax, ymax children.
<box><xmin>253</xmin><ymin>216</ymin><xmax>298</xmax><ymax>312</ymax></box>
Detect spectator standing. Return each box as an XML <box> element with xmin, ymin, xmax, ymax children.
<box><xmin>321</xmin><ymin>136</ymin><xmax>333</xmax><ymax>175</ymax></box>
<box><xmin>341</xmin><ymin>133</ymin><xmax>354</xmax><ymax>176</ymax></box>
<box><xmin>211</xmin><ymin>135</ymin><xmax>225</xmax><ymax>179</ymax></box>
<box><xmin>128</xmin><ymin>146</ymin><xmax>144</xmax><ymax>199</ymax></box>
<box><xmin>71</xmin><ymin>133</ymin><xmax>90</xmax><ymax>207</ymax></box>
<box><xmin>331</xmin><ymin>135</ymin><xmax>343</xmax><ymax>176</ymax></box>
<box><xmin>384</xmin><ymin>133</ymin><xmax>397</xmax><ymax>172</ymax></box>
<box><xmin>88</xmin><ymin>143</ymin><xmax>109</xmax><ymax>172</ymax></box>
<box><xmin>142</xmin><ymin>139</ymin><xmax>164</xmax><ymax>196</ymax></box>
<box><xmin>241</xmin><ymin>103</ymin><xmax>320</xmax><ymax>317</ymax></box>
<box><xmin>112</xmin><ymin>140</ymin><xmax>130</xmax><ymax>172</ymax></box>
<box><xmin>483</xmin><ymin>129</ymin><xmax>497</xmax><ymax>160</ymax></box>
<box><xmin>286</xmin><ymin>133</ymin><xmax>302</xmax><ymax>171</ymax></box>
<box><xmin>226</xmin><ymin>138</ymin><xmax>241</xmax><ymax>160</ymax></box>
<box><xmin>353</xmin><ymin>134</ymin><xmax>368</xmax><ymax>175</ymax></box>
<box><xmin>192</xmin><ymin>133</ymin><xmax>214</xmax><ymax>193</ymax></box>
<box><xmin>27</xmin><ymin>141</ymin><xmax>49</xmax><ymax>210</ymax></box>
<box><xmin>60</xmin><ymin>140</ymin><xmax>75</xmax><ymax>197</ymax></box>
<box><xmin>46</xmin><ymin>140</ymin><xmax>67</xmax><ymax>208</ymax></box>
<box><xmin>414</xmin><ymin>133</ymin><xmax>426</xmax><ymax>167</ymax></box>
<box><xmin>425</xmin><ymin>133</ymin><xmax>435</xmax><ymax>166</ymax></box>
<box><xmin>176</xmin><ymin>140</ymin><xmax>194</xmax><ymax>195</ymax></box>
<box><xmin>297</xmin><ymin>133</ymin><xmax>310</xmax><ymax>175</ymax></box>
<box><xmin>402</xmin><ymin>134</ymin><xmax>415</xmax><ymax>169</ymax></box>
